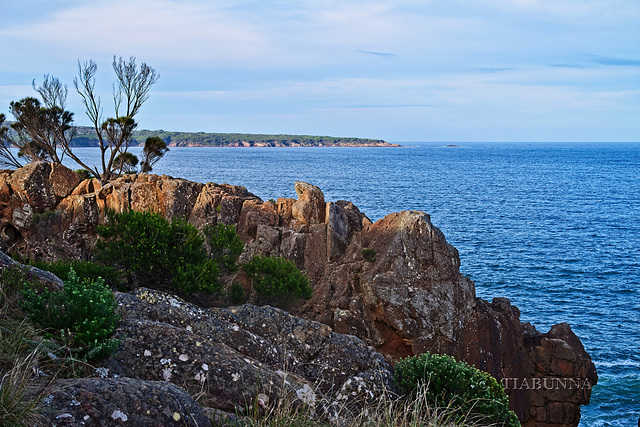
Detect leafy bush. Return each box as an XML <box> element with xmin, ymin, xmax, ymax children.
<box><xmin>361</xmin><ymin>248</ymin><xmax>376</xmax><ymax>263</ymax></box>
<box><xmin>228</xmin><ymin>283</ymin><xmax>247</xmax><ymax>304</ymax></box>
<box><xmin>94</xmin><ymin>209</ymin><xmax>222</xmax><ymax>294</ymax></box>
<box><xmin>20</xmin><ymin>269</ymin><xmax>120</xmax><ymax>361</ymax></box>
<box><xmin>243</xmin><ymin>255</ymin><xmax>312</xmax><ymax>302</ymax></box>
<box><xmin>75</xmin><ymin>169</ymin><xmax>93</xmax><ymax>180</ymax></box>
<box><xmin>28</xmin><ymin>259</ymin><xmax>125</xmax><ymax>289</ymax></box>
<box><xmin>394</xmin><ymin>352</ymin><xmax>520</xmax><ymax>426</ymax></box>
<box><xmin>204</xmin><ymin>223</ymin><xmax>244</xmax><ymax>272</ymax></box>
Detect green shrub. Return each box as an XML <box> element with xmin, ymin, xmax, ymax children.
<box><xmin>204</xmin><ymin>223</ymin><xmax>244</xmax><ymax>272</ymax></box>
<box><xmin>20</xmin><ymin>269</ymin><xmax>120</xmax><ymax>361</ymax></box>
<box><xmin>228</xmin><ymin>283</ymin><xmax>247</xmax><ymax>304</ymax></box>
<box><xmin>361</xmin><ymin>248</ymin><xmax>376</xmax><ymax>262</ymax></box>
<box><xmin>394</xmin><ymin>352</ymin><xmax>520</xmax><ymax>426</ymax></box>
<box><xmin>75</xmin><ymin>169</ymin><xmax>93</xmax><ymax>180</ymax></box>
<box><xmin>28</xmin><ymin>259</ymin><xmax>125</xmax><ymax>289</ymax></box>
<box><xmin>94</xmin><ymin>209</ymin><xmax>222</xmax><ymax>294</ymax></box>
<box><xmin>243</xmin><ymin>255</ymin><xmax>312</xmax><ymax>303</ymax></box>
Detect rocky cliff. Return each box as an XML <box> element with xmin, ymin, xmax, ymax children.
<box><xmin>0</xmin><ymin>162</ymin><xmax>597</xmax><ymax>426</ymax></box>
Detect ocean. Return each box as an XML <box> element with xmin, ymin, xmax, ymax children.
<box><xmin>64</xmin><ymin>142</ymin><xmax>639</xmax><ymax>426</ymax></box>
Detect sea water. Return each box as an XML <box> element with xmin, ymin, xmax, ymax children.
<box><xmin>64</xmin><ymin>142</ymin><xmax>639</xmax><ymax>426</ymax></box>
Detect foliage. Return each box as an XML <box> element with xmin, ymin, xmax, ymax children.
<box><xmin>95</xmin><ymin>209</ymin><xmax>221</xmax><ymax>294</ymax></box>
<box><xmin>140</xmin><ymin>136</ymin><xmax>168</xmax><ymax>173</ymax></box>
<box><xmin>6</xmin><ymin>74</ymin><xmax>77</xmax><ymax>168</ymax></box>
<box><xmin>361</xmin><ymin>248</ymin><xmax>376</xmax><ymax>263</ymax></box>
<box><xmin>30</xmin><ymin>210</ymin><xmax>60</xmax><ymax>227</ymax></box>
<box><xmin>228</xmin><ymin>283</ymin><xmax>247</xmax><ymax>305</ymax></box>
<box><xmin>1</xmin><ymin>58</ymin><xmax>159</xmax><ymax>181</ymax></box>
<box><xmin>75</xmin><ymin>169</ymin><xmax>93</xmax><ymax>180</ymax></box>
<box><xmin>113</xmin><ymin>151</ymin><xmax>139</xmax><ymax>174</ymax></box>
<box><xmin>20</xmin><ymin>269</ymin><xmax>120</xmax><ymax>361</ymax></box>
<box><xmin>393</xmin><ymin>352</ymin><xmax>520</xmax><ymax>427</ymax></box>
<box><xmin>27</xmin><ymin>259</ymin><xmax>125</xmax><ymax>290</ymax></box>
<box><xmin>243</xmin><ymin>256</ymin><xmax>312</xmax><ymax>303</ymax></box>
<box><xmin>204</xmin><ymin>223</ymin><xmax>244</xmax><ymax>272</ymax></box>
<box><xmin>0</xmin><ymin>113</ymin><xmax>22</xmax><ymax>169</ymax></box>
<box><xmin>72</xmin><ymin>56</ymin><xmax>160</xmax><ymax>181</ymax></box>
<box><xmin>0</xmin><ymin>350</ymin><xmax>47</xmax><ymax>427</ymax></box>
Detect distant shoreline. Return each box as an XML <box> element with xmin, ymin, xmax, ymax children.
<box><xmin>71</xmin><ymin>127</ymin><xmax>400</xmax><ymax>148</ymax></box>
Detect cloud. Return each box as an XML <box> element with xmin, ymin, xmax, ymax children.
<box><xmin>357</xmin><ymin>50</ymin><xmax>397</xmax><ymax>59</ymax></box>
<box><xmin>589</xmin><ymin>55</ymin><xmax>640</xmax><ymax>67</ymax></box>
<box><xmin>342</xmin><ymin>103</ymin><xmax>433</xmax><ymax>109</ymax></box>
<box><xmin>0</xmin><ymin>0</ymin><xmax>277</xmax><ymax>66</ymax></box>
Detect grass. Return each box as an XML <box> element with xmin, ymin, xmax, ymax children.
<box><xmin>0</xmin><ymin>267</ymin><xmax>48</xmax><ymax>426</ymax></box>
<box><xmin>0</xmin><ymin>349</ymin><xmax>47</xmax><ymax>426</ymax></box>
<box><xmin>212</xmin><ymin>382</ymin><xmax>507</xmax><ymax>427</ymax></box>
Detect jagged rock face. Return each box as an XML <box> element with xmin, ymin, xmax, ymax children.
<box><xmin>107</xmin><ymin>288</ymin><xmax>396</xmax><ymax>421</ymax></box>
<box><xmin>0</xmin><ymin>163</ymin><xmax>597</xmax><ymax>426</ymax></box>
<box><xmin>42</xmin><ymin>377</ymin><xmax>211</xmax><ymax>426</ymax></box>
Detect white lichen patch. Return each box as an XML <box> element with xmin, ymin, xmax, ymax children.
<box><xmin>179</xmin><ymin>354</ymin><xmax>189</xmax><ymax>362</ymax></box>
<box><xmin>95</xmin><ymin>367</ymin><xmax>109</xmax><ymax>378</ymax></box>
<box><xmin>173</xmin><ymin>412</ymin><xmax>181</xmax><ymax>421</ymax></box>
<box><xmin>162</xmin><ymin>367</ymin><xmax>172</xmax><ymax>381</ymax></box>
<box><xmin>144</xmin><ymin>350</ymin><xmax>152</xmax><ymax>357</ymax></box>
<box><xmin>231</xmin><ymin>372</ymin><xmax>240</xmax><ymax>382</ymax></box>
<box><xmin>111</xmin><ymin>410</ymin><xmax>128</xmax><ymax>421</ymax></box>
<box><xmin>295</xmin><ymin>384</ymin><xmax>317</xmax><ymax>406</ymax></box>
<box><xmin>257</xmin><ymin>393</ymin><xmax>269</xmax><ymax>409</ymax></box>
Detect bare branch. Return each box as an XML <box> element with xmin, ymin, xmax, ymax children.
<box><xmin>33</xmin><ymin>75</ymin><xmax>68</xmax><ymax>110</ymax></box>
<box><xmin>112</xmin><ymin>56</ymin><xmax>159</xmax><ymax>118</ymax></box>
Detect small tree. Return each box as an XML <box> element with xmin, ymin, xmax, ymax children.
<box><xmin>0</xmin><ymin>113</ymin><xmax>22</xmax><ymax>169</ymax></box>
<box><xmin>0</xmin><ymin>75</ymin><xmax>78</xmax><ymax>169</ymax></box>
<box><xmin>74</xmin><ymin>56</ymin><xmax>159</xmax><ymax>181</ymax></box>
<box><xmin>113</xmin><ymin>151</ymin><xmax>139</xmax><ymax>174</ymax></box>
<box><xmin>140</xmin><ymin>136</ymin><xmax>168</xmax><ymax>173</ymax></box>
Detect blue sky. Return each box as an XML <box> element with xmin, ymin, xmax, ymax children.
<box><xmin>1</xmin><ymin>0</ymin><xmax>639</xmax><ymax>142</ymax></box>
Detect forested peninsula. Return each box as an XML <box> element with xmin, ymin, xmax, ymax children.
<box><xmin>72</xmin><ymin>126</ymin><xmax>399</xmax><ymax>148</ymax></box>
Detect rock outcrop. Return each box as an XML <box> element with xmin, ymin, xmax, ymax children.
<box><xmin>105</xmin><ymin>288</ymin><xmax>395</xmax><ymax>422</ymax></box>
<box><xmin>0</xmin><ymin>163</ymin><xmax>597</xmax><ymax>426</ymax></box>
<box><xmin>42</xmin><ymin>377</ymin><xmax>211</xmax><ymax>426</ymax></box>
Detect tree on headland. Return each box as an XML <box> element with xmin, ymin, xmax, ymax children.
<box><xmin>74</xmin><ymin>56</ymin><xmax>160</xmax><ymax>181</ymax></box>
<box><xmin>0</xmin><ymin>113</ymin><xmax>23</xmax><ymax>169</ymax></box>
<box><xmin>0</xmin><ymin>75</ymin><xmax>77</xmax><ymax>168</ymax></box>
<box><xmin>113</xmin><ymin>151</ymin><xmax>139</xmax><ymax>174</ymax></box>
<box><xmin>0</xmin><ymin>56</ymin><xmax>165</xmax><ymax>182</ymax></box>
<box><xmin>140</xmin><ymin>136</ymin><xmax>168</xmax><ymax>173</ymax></box>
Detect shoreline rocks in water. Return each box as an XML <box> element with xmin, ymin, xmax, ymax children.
<box><xmin>0</xmin><ymin>162</ymin><xmax>597</xmax><ymax>426</ymax></box>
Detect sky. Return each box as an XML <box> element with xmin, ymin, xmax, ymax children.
<box><xmin>1</xmin><ymin>0</ymin><xmax>639</xmax><ymax>142</ymax></box>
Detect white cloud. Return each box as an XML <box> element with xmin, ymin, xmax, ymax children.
<box><xmin>1</xmin><ymin>0</ymin><xmax>277</xmax><ymax>66</ymax></box>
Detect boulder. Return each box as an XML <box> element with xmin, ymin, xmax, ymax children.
<box><xmin>0</xmin><ymin>249</ymin><xmax>64</xmax><ymax>290</ymax></box>
<box><xmin>106</xmin><ymin>288</ymin><xmax>396</xmax><ymax>419</ymax></box>
<box><xmin>41</xmin><ymin>377</ymin><xmax>211</xmax><ymax>426</ymax></box>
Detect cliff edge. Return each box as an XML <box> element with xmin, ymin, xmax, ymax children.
<box><xmin>0</xmin><ymin>162</ymin><xmax>597</xmax><ymax>426</ymax></box>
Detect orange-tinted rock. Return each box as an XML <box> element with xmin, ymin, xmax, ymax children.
<box><xmin>0</xmin><ymin>163</ymin><xmax>596</xmax><ymax>426</ymax></box>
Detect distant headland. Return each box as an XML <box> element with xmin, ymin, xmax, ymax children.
<box><xmin>71</xmin><ymin>126</ymin><xmax>400</xmax><ymax>148</ymax></box>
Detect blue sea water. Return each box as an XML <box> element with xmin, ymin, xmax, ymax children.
<box><xmin>65</xmin><ymin>142</ymin><xmax>639</xmax><ymax>426</ymax></box>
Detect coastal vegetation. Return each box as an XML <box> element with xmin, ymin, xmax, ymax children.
<box><xmin>0</xmin><ymin>56</ymin><xmax>164</xmax><ymax>181</ymax></box>
<box><xmin>243</xmin><ymin>255</ymin><xmax>313</xmax><ymax>303</ymax></box>
<box><xmin>20</xmin><ymin>269</ymin><xmax>120</xmax><ymax>361</ymax></box>
<box><xmin>394</xmin><ymin>352</ymin><xmax>519</xmax><ymax>426</ymax></box>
